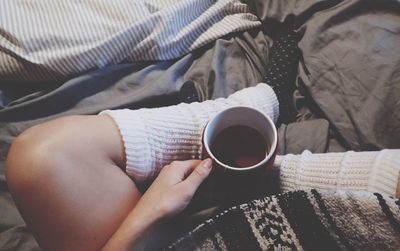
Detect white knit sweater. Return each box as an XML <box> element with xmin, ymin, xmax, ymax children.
<box><xmin>275</xmin><ymin>150</ymin><xmax>400</xmax><ymax>197</ymax></box>
<box><xmin>101</xmin><ymin>83</ymin><xmax>399</xmax><ymax>197</ymax></box>
<box><xmin>101</xmin><ymin>84</ymin><xmax>279</xmax><ymax>183</ymax></box>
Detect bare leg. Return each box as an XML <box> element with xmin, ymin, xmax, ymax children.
<box><xmin>6</xmin><ymin>115</ymin><xmax>141</xmax><ymax>251</ymax></box>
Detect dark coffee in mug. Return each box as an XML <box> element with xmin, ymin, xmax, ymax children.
<box><xmin>211</xmin><ymin>125</ymin><xmax>269</xmax><ymax>168</ymax></box>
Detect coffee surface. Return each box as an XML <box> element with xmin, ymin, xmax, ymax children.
<box><xmin>211</xmin><ymin>125</ymin><xmax>268</xmax><ymax>168</ymax></box>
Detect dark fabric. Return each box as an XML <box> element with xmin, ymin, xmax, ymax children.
<box><xmin>264</xmin><ymin>27</ymin><xmax>301</xmax><ymax>124</ymax></box>
<box><xmin>212</xmin><ymin>208</ymin><xmax>262</xmax><ymax>251</ymax></box>
<box><xmin>278</xmin><ymin>119</ymin><xmax>330</xmax><ymax>154</ymax></box>
<box><xmin>296</xmin><ymin>0</ymin><xmax>400</xmax><ymax>150</ymax></box>
<box><xmin>374</xmin><ymin>193</ymin><xmax>400</xmax><ymax>234</ymax></box>
<box><xmin>167</xmin><ymin>190</ymin><xmax>400</xmax><ymax>250</ymax></box>
<box><xmin>277</xmin><ymin>191</ymin><xmax>340</xmax><ymax>250</ymax></box>
<box><xmin>179</xmin><ymin>81</ymin><xmax>201</xmax><ymax>104</ymax></box>
<box><xmin>249</xmin><ymin>0</ymin><xmax>400</xmax><ymax>150</ymax></box>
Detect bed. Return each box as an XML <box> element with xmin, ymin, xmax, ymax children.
<box><xmin>0</xmin><ymin>0</ymin><xmax>399</xmax><ymax>250</ymax></box>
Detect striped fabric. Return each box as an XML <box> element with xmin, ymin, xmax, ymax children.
<box><xmin>0</xmin><ymin>0</ymin><xmax>260</xmax><ymax>83</ymax></box>
<box><xmin>168</xmin><ymin>190</ymin><xmax>400</xmax><ymax>250</ymax></box>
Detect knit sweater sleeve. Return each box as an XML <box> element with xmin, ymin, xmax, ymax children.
<box><xmin>100</xmin><ymin>84</ymin><xmax>279</xmax><ymax>183</ymax></box>
<box><xmin>276</xmin><ymin>149</ymin><xmax>400</xmax><ymax>197</ymax></box>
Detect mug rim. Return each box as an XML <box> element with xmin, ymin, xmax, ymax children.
<box><xmin>203</xmin><ymin>106</ymin><xmax>278</xmax><ymax>171</ymax></box>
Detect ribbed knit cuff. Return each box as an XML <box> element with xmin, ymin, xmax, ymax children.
<box><xmin>278</xmin><ymin>151</ymin><xmax>350</xmax><ymax>192</ymax></box>
<box><xmin>368</xmin><ymin>149</ymin><xmax>400</xmax><ymax>196</ymax></box>
<box><xmin>229</xmin><ymin>83</ymin><xmax>280</xmax><ymax>124</ymax></box>
<box><xmin>100</xmin><ymin>109</ymin><xmax>152</xmax><ymax>181</ymax></box>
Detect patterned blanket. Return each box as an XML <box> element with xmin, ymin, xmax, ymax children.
<box><xmin>167</xmin><ymin>190</ymin><xmax>400</xmax><ymax>250</ymax></box>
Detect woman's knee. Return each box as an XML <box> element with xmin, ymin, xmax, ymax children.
<box><xmin>5</xmin><ymin>115</ymin><xmax>125</xmax><ymax>194</ymax></box>
<box><xmin>6</xmin><ymin>116</ymin><xmax>77</xmax><ymax>194</ymax></box>
<box><xmin>5</xmin><ymin>115</ymin><xmax>136</xmax><ymax>250</ymax></box>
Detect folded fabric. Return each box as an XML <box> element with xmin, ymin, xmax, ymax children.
<box><xmin>167</xmin><ymin>189</ymin><xmax>400</xmax><ymax>250</ymax></box>
<box><xmin>0</xmin><ymin>0</ymin><xmax>260</xmax><ymax>83</ymax></box>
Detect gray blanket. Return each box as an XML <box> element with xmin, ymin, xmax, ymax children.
<box><xmin>1</xmin><ymin>0</ymin><xmax>399</xmax><ymax>250</ymax></box>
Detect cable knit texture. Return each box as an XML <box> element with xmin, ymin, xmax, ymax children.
<box><xmin>101</xmin><ymin>84</ymin><xmax>279</xmax><ymax>183</ymax></box>
<box><xmin>276</xmin><ymin>149</ymin><xmax>400</xmax><ymax>197</ymax></box>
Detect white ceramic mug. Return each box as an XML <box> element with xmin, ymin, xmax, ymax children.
<box><xmin>202</xmin><ymin>106</ymin><xmax>278</xmax><ymax>172</ymax></box>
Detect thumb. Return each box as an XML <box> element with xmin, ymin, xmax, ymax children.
<box><xmin>181</xmin><ymin>158</ymin><xmax>212</xmax><ymax>192</ymax></box>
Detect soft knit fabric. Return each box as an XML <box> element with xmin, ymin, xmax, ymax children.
<box><xmin>101</xmin><ymin>84</ymin><xmax>279</xmax><ymax>183</ymax></box>
<box><xmin>167</xmin><ymin>190</ymin><xmax>400</xmax><ymax>250</ymax></box>
<box><xmin>275</xmin><ymin>149</ymin><xmax>400</xmax><ymax>197</ymax></box>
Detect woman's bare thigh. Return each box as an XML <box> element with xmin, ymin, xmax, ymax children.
<box><xmin>6</xmin><ymin>115</ymin><xmax>141</xmax><ymax>251</ymax></box>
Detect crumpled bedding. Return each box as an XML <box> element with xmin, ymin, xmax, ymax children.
<box><xmin>0</xmin><ymin>0</ymin><xmax>399</xmax><ymax>250</ymax></box>
<box><xmin>0</xmin><ymin>0</ymin><xmax>259</xmax><ymax>85</ymax></box>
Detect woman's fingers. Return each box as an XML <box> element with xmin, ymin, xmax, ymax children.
<box><xmin>181</xmin><ymin>158</ymin><xmax>212</xmax><ymax>192</ymax></box>
<box><xmin>162</xmin><ymin>159</ymin><xmax>202</xmax><ymax>181</ymax></box>
<box><xmin>135</xmin><ymin>159</ymin><xmax>213</xmax><ymax>221</ymax></box>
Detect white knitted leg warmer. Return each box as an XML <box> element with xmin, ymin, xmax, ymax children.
<box><xmin>275</xmin><ymin>149</ymin><xmax>400</xmax><ymax>197</ymax></box>
<box><xmin>101</xmin><ymin>83</ymin><xmax>279</xmax><ymax>183</ymax></box>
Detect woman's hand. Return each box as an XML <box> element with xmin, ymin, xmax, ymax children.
<box><xmin>102</xmin><ymin>159</ymin><xmax>212</xmax><ymax>251</ymax></box>
<box><xmin>137</xmin><ymin>158</ymin><xmax>213</xmax><ymax>221</ymax></box>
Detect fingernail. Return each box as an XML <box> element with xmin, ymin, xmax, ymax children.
<box><xmin>203</xmin><ymin>158</ymin><xmax>212</xmax><ymax>169</ymax></box>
